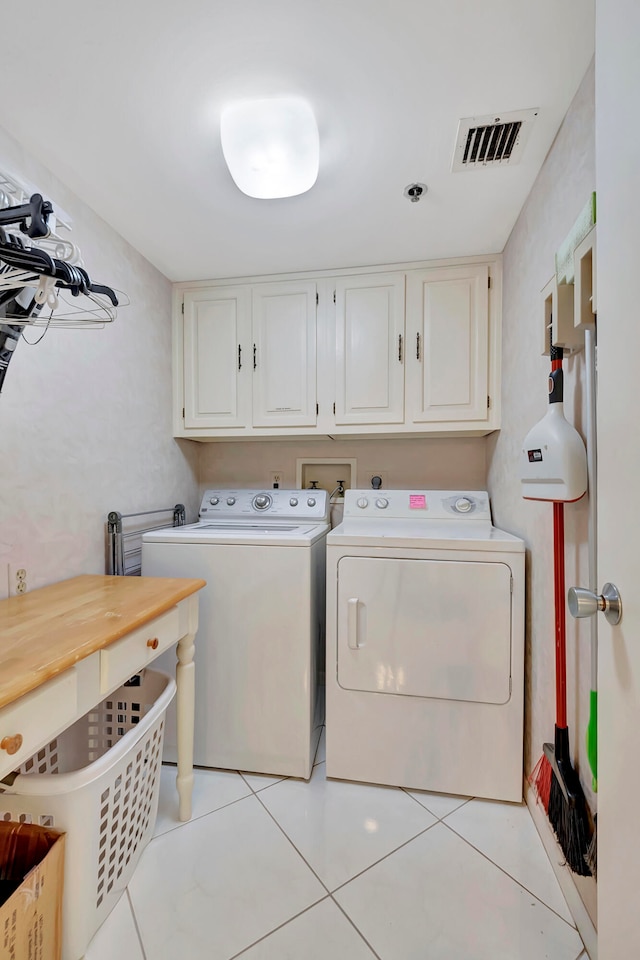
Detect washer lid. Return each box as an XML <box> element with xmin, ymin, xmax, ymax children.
<box><xmin>142</xmin><ymin>520</ymin><xmax>330</xmax><ymax>546</ymax></box>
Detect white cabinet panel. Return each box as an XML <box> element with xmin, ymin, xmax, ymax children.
<box><xmin>335</xmin><ymin>273</ymin><xmax>405</xmax><ymax>424</ymax></box>
<box><xmin>175</xmin><ymin>257</ymin><xmax>500</xmax><ymax>439</ymax></box>
<box><xmin>337</xmin><ymin>556</ymin><xmax>512</xmax><ymax>704</ymax></box>
<box><xmin>252</xmin><ymin>281</ymin><xmax>317</xmax><ymax>427</ymax></box>
<box><xmin>407</xmin><ymin>264</ymin><xmax>489</xmax><ymax>422</ymax></box>
<box><xmin>183</xmin><ymin>287</ymin><xmax>250</xmax><ymax>428</ymax></box>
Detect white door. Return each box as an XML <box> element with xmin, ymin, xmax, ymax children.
<box><xmin>182</xmin><ymin>287</ymin><xmax>250</xmax><ymax>428</ymax></box>
<box><xmin>406</xmin><ymin>264</ymin><xmax>489</xmax><ymax>423</ymax></box>
<box><xmin>251</xmin><ymin>281</ymin><xmax>317</xmax><ymax>427</ymax></box>
<box><xmin>595</xmin><ymin>3</ymin><xmax>640</xmax><ymax>954</ymax></box>
<box><xmin>337</xmin><ymin>556</ymin><xmax>513</xmax><ymax>703</ymax></box>
<box><xmin>334</xmin><ymin>273</ymin><xmax>405</xmax><ymax>424</ymax></box>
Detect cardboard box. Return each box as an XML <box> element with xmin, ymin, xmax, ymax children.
<box><xmin>0</xmin><ymin>822</ymin><xmax>64</xmax><ymax>960</ymax></box>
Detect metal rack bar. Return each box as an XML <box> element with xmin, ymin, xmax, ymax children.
<box><xmin>107</xmin><ymin>504</ymin><xmax>186</xmax><ymax>576</ymax></box>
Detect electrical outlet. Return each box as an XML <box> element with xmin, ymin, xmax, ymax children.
<box><xmin>270</xmin><ymin>471</ymin><xmax>283</xmax><ymax>489</ymax></box>
<box><xmin>9</xmin><ymin>564</ymin><xmax>27</xmax><ymax>596</ymax></box>
<box><xmin>370</xmin><ymin>472</ymin><xmax>387</xmax><ymax>490</ymax></box>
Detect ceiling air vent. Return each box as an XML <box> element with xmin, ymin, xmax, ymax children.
<box><xmin>452</xmin><ymin>108</ymin><xmax>538</xmax><ymax>172</ymax></box>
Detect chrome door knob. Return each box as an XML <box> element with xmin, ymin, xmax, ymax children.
<box><xmin>568</xmin><ymin>583</ymin><xmax>622</xmax><ymax>626</ymax></box>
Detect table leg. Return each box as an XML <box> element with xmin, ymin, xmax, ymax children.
<box><xmin>175</xmin><ymin>630</ymin><xmax>195</xmax><ymax>821</ymax></box>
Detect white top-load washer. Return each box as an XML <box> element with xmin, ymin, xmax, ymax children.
<box><xmin>142</xmin><ymin>489</ymin><xmax>330</xmax><ymax>778</ymax></box>
<box><xmin>325</xmin><ymin>489</ymin><xmax>525</xmax><ymax>802</ymax></box>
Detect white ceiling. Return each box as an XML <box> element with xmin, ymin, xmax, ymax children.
<box><xmin>0</xmin><ymin>1</ymin><xmax>594</xmax><ymax>283</ymax></box>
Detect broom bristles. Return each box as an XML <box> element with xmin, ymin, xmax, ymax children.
<box><xmin>548</xmin><ymin>772</ymin><xmax>592</xmax><ymax>876</ymax></box>
<box><xmin>584</xmin><ymin>816</ymin><xmax>597</xmax><ymax>878</ymax></box>
<box><xmin>529</xmin><ymin>753</ymin><xmax>552</xmax><ymax>812</ymax></box>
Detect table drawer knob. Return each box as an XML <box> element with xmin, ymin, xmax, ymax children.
<box><xmin>147</xmin><ymin>637</ymin><xmax>159</xmax><ymax>650</ymax></box>
<box><xmin>1</xmin><ymin>734</ymin><xmax>23</xmax><ymax>755</ymax></box>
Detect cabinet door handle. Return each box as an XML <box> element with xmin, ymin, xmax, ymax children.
<box><xmin>238</xmin><ymin>344</ymin><xmax>242</xmax><ymax>370</ymax></box>
<box><xmin>398</xmin><ymin>334</ymin><xmax>403</xmax><ymax>363</ymax></box>
<box><xmin>416</xmin><ymin>332</ymin><xmax>421</xmax><ymax>360</ymax></box>
<box><xmin>253</xmin><ymin>344</ymin><xmax>257</xmax><ymax>370</ymax></box>
<box><xmin>1</xmin><ymin>734</ymin><xmax>23</xmax><ymax>755</ymax></box>
<box><xmin>147</xmin><ymin>637</ymin><xmax>159</xmax><ymax>650</ymax></box>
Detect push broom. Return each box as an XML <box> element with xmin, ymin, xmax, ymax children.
<box><xmin>522</xmin><ymin>344</ymin><xmax>592</xmax><ymax>875</ymax></box>
<box><xmin>582</xmin><ymin>325</ymin><xmax>598</xmax><ymax>877</ymax></box>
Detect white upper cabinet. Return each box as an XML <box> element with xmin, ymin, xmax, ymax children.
<box><xmin>251</xmin><ymin>281</ymin><xmax>317</xmax><ymax>427</ymax></box>
<box><xmin>334</xmin><ymin>273</ymin><xmax>405</xmax><ymax>425</ymax></box>
<box><xmin>174</xmin><ymin>256</ymin><xmax>500</xmax><ymax>439</ymax></box>
<box><xmin>182</xmin><ymin>286</ymin><xmax>250</xmax><ymax>429</ymax></box>
<box><xmin>406</xmin><ymin>264</ymin><xmax>489</xmax><ymax>423</ymax></box>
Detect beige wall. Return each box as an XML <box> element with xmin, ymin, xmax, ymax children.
<box><xmin>487</xmin><ymin>61</ymin><xmax>595</xmax><ymax>817</ymax></box>
<box><xmin>198</xmin><ymin>436</ymin><xmax>487</xmax><ymax>501</ymax></box>
<box><xmin>0</xmin><ymin>127</ymin><xmax>200</xmax><ymax>599</ymax></box>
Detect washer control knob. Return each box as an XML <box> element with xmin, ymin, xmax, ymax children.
<box><xmin>357</xmin><ymin>497</ymin><xmax>369</xmax><ymax>509</ymax></box>
<box><xmin>454</xmin><ymin>497</ymin><xmax>473</xmax><ymax>513</ymax></box>
<box><xmin>307</xmin><ymin>497</ymin><xmax>316</xmax><ymax>507</ymax></box>
<box><xmin>226</xmin><ymin>497</ymin><xmax>236</xmax><ymax>506</ymax></box>
<box><xmin>209</xmin><ymin>497</ymin><xmax>219</xmax><ymax>505</ymax></box>
<box><xmin>375</xmin><ymin>498</ymin><xmax>389</xmax><ymax>509</ymax></box>
<box><xmin>289</xmin><ymin>497</ymin><xmax>299</xmax><ymax>507</ymax></box>
<box><xmin>253</xmin><ymin>494</ymin><xmax>272</xmax><ymax>510</ymax></box>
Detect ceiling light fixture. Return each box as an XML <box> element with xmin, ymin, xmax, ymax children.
<box><xmin>220</xmin><ymin>98</ymin><xmax>319</xmax><ymax>200</ymax></box>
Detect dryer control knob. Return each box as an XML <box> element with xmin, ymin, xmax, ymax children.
<box><xmin>455</xmin><ymin>497</ymin><xmax>473</xmax><ymax>513</ymax></box>
<box><xmin>226</xmin><ymin>497</ymin><xmax>236</xmax><ymax>506</ymax></box>
<box><xmin>209</xmin><ymin>497</ymin><xmax>219</xmax><ymax>505</ymax></box>
<box><xmin>289</xmin><ymin>497</ymin><xmax>299</xmax><ymax>507</ymax></box>
<box><xmin>253</xmin><ymin>494</ymin><xmax>272</xmax><ymax>510</ymax></box>
<box><xmin>307</xmin><ymin>497</ymin><xmax>316</xmax><ymax>507</ymax></box>
<box><xmin>357</xmin><ymin>497</ymin><xmax>369</xmax><ymax>509</ymax></box>
<box><xmin>375</xmin><ymin>498</ymin><xmax>389</xmax><ymax>509</ymax></box>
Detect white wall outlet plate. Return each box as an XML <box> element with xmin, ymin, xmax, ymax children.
<box><xmin>8</xmin><ymin>564</ymin><xmax>27</xmax><ymax>596</ymax></box>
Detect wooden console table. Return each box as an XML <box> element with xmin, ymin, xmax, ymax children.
<box><xmin>0</xmin><ymin>574</ymin><xmax>205</xmax><ymax>820</ymax></box>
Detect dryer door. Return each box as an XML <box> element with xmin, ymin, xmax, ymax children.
<box><xmin>337</xmin><ymin>556</ymin><xmax>512</xmax><ymax>704</ymax></box>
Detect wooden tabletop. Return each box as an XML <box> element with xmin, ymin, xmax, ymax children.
<box><xmin>0</xmin><ymin>574</ymin><xmax>206</xmax><ymax>709</ymax></box>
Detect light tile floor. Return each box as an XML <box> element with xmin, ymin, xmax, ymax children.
<box><xmin>85</xmin><ymin>729</ymin><xmax>587</xmax><ymax>960</ymax></box>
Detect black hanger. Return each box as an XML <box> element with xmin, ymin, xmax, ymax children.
<box><xmin>0</xmin><ymin>228</ymin><xmax>118</xmax><ymax>306</ymax></box>
<box><xmin>0</xmin><ymin>194</ymin><xmax>53</xmax><ymax>239</ymax></box>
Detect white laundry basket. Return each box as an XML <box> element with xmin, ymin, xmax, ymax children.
<box><xmin>0</xmin><ymin>668</ymin><xmax>175</xmax><ymax>960</ymax></box>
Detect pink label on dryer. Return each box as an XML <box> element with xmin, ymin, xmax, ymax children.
<box><xmin>409</xmin><ymin>494</ymin><xmax>427</xmax><ymax>509</ymax></box>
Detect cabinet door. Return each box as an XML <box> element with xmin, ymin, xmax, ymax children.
<box><xmin>252</xmin><ymin>281</ymin><xmax>317</xmax><ymax>427</ymax></box>
<box><xmin>334</xmin><ymin>273</ymin><xmax>405</xmax><ymax>424</ymax></box>
<box><xmin>407</xmin><ymin>264</ymin><xmax>489</xmax><ymax>423</ymax></box>
<box><xmin>182</xmin><ymin>287</ymin><xmax>250</xmax><ymax>428</ymax></box>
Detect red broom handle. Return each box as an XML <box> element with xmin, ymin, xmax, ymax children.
<box><xmin>553</xmin><ymin>500</ymin><xmax>567</xmax><ymax>728</ymax></box>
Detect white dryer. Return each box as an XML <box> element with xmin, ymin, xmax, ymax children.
<box><xmin>142</xmin><ymin>489</ymin><xmax>329</xmax><ymax>779</ymax></box>
<box><xmin>325</xmin><ymin>489</ymin><xmax>525</xmax><ymax>802</ymax></box>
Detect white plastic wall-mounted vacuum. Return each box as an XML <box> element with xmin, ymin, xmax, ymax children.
<box><xmin>520</xmin><ymin>348</ymin><xmax>587</xmax><ymax>502</ymax></box>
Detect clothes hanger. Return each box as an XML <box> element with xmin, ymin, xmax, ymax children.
<box><xmin>0</xmin><ymin>229</ymin><xmax>118</xmax><ymax>306</ymax></box>
<box><xmin>0</xmin><ymin>193</ymin><xmax>53</xmax><ymax>239</ymax></box>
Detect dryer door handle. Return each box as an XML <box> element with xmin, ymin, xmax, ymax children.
<box><xmin>347</xmin><ymin>598</ymin><xmax>361</xmax><ymax>649</ymax></box>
